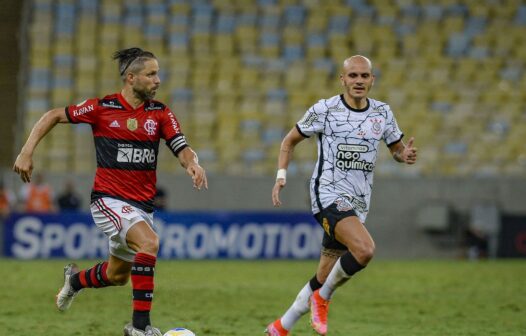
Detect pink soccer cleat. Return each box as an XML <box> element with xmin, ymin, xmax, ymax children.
<box><xmin>264</xmin><ymin>318</ymin><xmax>288</xmax><ymax>336</ymax></box>
<box><xmin>310</xmin><ymin>289</ymin><xmax>330</xmax><ymax>335</ymax></box>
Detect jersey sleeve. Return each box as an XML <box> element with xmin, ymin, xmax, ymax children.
<box><xmin>383</xmin><ymin>105</ymin><xmax>404</xmax><ymax>146</ymax></box>
<box><xmin>65</xmin><ymin>98</ymin><xmax>99</xmax><ymax>124</ymax></box>
<box><xmin>161</xmin><ymin>107</ymin><xmax>189</xmax><ymax>156</ymax></box>
<box><xmin>295</xmin><ymin>100</ymin><xmax>328</xmax><ymax>138</ymax></box>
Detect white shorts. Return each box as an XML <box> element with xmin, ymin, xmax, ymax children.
<box><xmin>91</xmin><ymin>197</ymin><xmax>154</xmax><ymax>262</ymax></box>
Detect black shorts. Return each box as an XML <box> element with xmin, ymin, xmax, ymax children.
<box><xmin>314</xmin><ymin>202</ymin><xmax>358</xmax><ymax>251</ymax></box>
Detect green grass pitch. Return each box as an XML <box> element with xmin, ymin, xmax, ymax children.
<box><xmin>0</xmin><ymin>259</ymin><xmax>524</xmax><ymax>335</ymax></box>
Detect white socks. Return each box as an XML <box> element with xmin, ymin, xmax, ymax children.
<box><xmin>280</xmin><ymin>282</ymin><xmax>313</xmax><ymax>330</ymax></box>
<box><xmin>319</xmin><ymin>258</ymin><xmax>351</xmax><ymax>300</ymax></box>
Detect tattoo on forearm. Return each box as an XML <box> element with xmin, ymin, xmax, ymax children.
<box><xmin>321</xmin><ymin>248</ymin><xmax>346</xmax><ymax>259</ymax></box>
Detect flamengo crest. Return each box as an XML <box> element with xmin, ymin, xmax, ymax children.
<box><xmin>144</xmin><ymin>119</ymin><xmax>157</xmax><ymax>135</ymax></box>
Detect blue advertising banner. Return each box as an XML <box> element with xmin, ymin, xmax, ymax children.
<box><xmin>2</xmin><ymin>212</ymin><xmax>323</xmax><ymax>259</ymax></box>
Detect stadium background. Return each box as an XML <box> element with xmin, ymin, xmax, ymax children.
<box><xmin>0</xmin><ymin>0</ymin><xmax>525</xmax><ymax>260</ymax></box>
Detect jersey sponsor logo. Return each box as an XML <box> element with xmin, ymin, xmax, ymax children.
<box><xmin>337</xmin><ymin>144</ymin><xmax>367</xmax><ymax>152</ymax></box>
<box><xmin>144</xmin><ymin>118</ymin><xmax>157</xmax><ymax>135</ymax></box>
<box><xmin>336</xmin><ymin>143</ymin><xmax>374</xmax><ymax>172</ymax></box>
<box><xmin>329</xmin><ymin>105</ymin><xmax>345</xmax><ymax>112</ymax></box>
<box><xmin>72</xmin><ymin>104</ymin><xmax>95</xmax><ymax>117</ymax></box>
<box><xmin>167</xmin><ymin>112</ymin><xmax>181</xmax><ymax>133</ymax></box>
<box><xmin>127</xmin><ymin>118</ymin><xmax>138</xmax><ymax>131</ymax></box>
<box><xmin>299</xmin><ymin>111</ymin><xmax>318</xmax><ymax>127</ymax></box>
<box><xmin>370</xmin><ymin>118</ymin><xmax>383</xmax><ymax>135</ymax></box>
<box><xmin>109</xmin><ymin>120</ymin><xmax>120</xmax><ymax>128</ymax></box>
<box><xmin>100</xmin><ymin>99</ymin><xmax>124</xmax><ymax>109</ymax></box>
<box><xmin>116</xmin><ymin>144</ymin><xmax>156</xmax><ymax>164</ymax></box>
<box><xmin>145</xmin><ymin>101</ymin><xmax>164</xmax><ymax>111</ymax></box>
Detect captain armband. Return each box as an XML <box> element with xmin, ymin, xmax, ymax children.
<box><xmin>166</xmin><ymin>134</ymin><xmax>188</xmax><ymax>156</ymax></box>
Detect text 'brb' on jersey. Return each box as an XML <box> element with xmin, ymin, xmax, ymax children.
<box><xmin>296</xmin><ymin>95</ymin><xmax>403</xmax><ymax>223</ymax></box>
<box><xmin>66</xmin><ymin>93</ymin><xmax>188</xmax><ymax>212</ymax></box>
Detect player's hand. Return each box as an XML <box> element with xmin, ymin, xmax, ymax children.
<box><xmin>402</xmin><ymin>137</ymin><xmax>418</xmax><ymax>164</ymax></box>
<box><xmin>13</xmin><ymin>152</ymin><xmax>34</xmax><ymax>183</ymax></box>
<box><xmin>186</xmin><ymin>163</ymin><xmax>208</xmax><ymax>190</ymax></box>
<box><xmin>272</xmin><ymin>178</ymin><xmax>286</xmax><ymax>207</ymax></box>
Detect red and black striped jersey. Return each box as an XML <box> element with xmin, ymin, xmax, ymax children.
<box><xmin>65</xmin><ymin>93</ymin><xmax>188</xmax><ymax>212</ymax></box>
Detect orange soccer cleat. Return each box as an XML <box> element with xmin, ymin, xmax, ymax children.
<box><xmin>310</xmin><ymin>289</ymin><xmax>330</xmax><ymax>335</ymax></box>
<box><xmin>264</xmin><ymin>319</ymin><xmax>288</xmax><ymax>336</ymax></box>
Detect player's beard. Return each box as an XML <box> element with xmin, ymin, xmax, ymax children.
<box><xmin>133</xmin><ymin>87</ymin><xmax>156</xmax><ymax>101</ymax></box>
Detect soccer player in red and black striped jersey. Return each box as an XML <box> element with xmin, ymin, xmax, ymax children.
<box><xmin>13</xmin><ymin>47</ymin><xmax>207</xmax><ymax>336</ymax></box>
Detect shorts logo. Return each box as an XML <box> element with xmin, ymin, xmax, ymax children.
<box><xmin>322</xmin><ymin>217</ymin><xmax>330</xmax><ymax>236</ymax></box>
<box><xmin>144</xmin><ymin>119</ymin><xmax>157</xmax><ymax>135</ymax></box>
<box><xmin>127</xmin><ymin>118</ymin><xmax>138</xmax><ymax>131</ymax></box>
<box><xmin>335</xmin><ymin>196</ymin><xmax>353</xmax><ymax>212</ymax></box>
<box><xmin>350</xmin><ymin>196</ymin><xmax>367</xmax><ymax>213</ymax></box>
<box><xmin>122</xmin><ymin>205</ymin><xmax>133</xmax><ymax>214</ymax></box>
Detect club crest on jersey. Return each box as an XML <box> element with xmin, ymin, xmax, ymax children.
<box><xmin>144</xmin><ymin>119</ymin><xmax>157</xmax><ymax>135</ymax></box>
<box><xmin>127</xmin><ymin>118</ymin><xmax>138</xmax><ymax>131</ymax></box>
<box><xmin>370</xmin><ymin>118</ymin><xmax>382</xmax><ymax>135</ymax></box>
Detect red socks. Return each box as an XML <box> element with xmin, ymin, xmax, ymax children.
<box><xmin>131</xmin><ymin>253</ymin><xmax>157</xmax><ymax>330</ymax></box>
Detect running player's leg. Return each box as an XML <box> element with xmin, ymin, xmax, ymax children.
<box><xmin>125</xmin><ymin>220</ymin><xmax>160</xmax><ymax>334</ymax></box>
<box><xmin>56</xmin><ymin>199</ymin><xmax>133</xmax><ymax>312</ymax></box>
<box><xmin>310</xmin><ymin>207</ymin><xmax>373</xmax><ymax>335</ymax></box>
<box><xmin>266</xmin><ymin>254</ymin><xmax>334</xmax><ymax>335</ymax></box>
<box><xmin>56</xmin><ymin>255</ymin><xmax>131</xmax><ymax>311</ymax></box>
<box><xmin>319</xmin><ymin>215</ymin><xmax>374</xmax><ymax>301</ymax></box>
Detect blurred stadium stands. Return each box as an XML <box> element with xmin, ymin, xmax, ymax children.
<box><xmin>22</xmin><ymin>0</ymin><xmax>526</xmax><ymax>177</ymax></box>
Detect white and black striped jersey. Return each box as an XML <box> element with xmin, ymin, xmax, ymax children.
<box><xmin>296</xmin><ymin>94</ymin><xmax>403</xmax><ymax>223</ymax></box>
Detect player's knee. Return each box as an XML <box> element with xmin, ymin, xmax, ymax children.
<box><xmin>138</xmin><ymin>235</ymin><xmax>160</xmax><ymax>255</ymax></box>
<box><xmin>107</xmin><ymin>272</ymin><xmax>129</xmax><ymax>286</ymax></box>
<box><xmin>353</xmin><ymin>242</ymin><xmax>375</xmax><ymax>265</ymax></box>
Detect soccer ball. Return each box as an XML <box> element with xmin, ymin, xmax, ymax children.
<box><xmin>163</xmin><ymin>328</ymin><xmax>196</xmax><ymax>336</ymax></box>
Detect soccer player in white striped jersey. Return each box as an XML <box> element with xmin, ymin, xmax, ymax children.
<box><xmin>265</xmin><ymin>55</ymin><xmax>417</xmax><ymax>336</ymax></box>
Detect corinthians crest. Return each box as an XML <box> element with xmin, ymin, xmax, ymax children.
<box><xmin>127</xmin><ymin>118</ymin><xmax>138</xmax><ymax>131</ymax></box>
<box><xmin>370</xmin><ymin>118</ymin><xmax>382</xmax><ymax>135</ymax></box>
